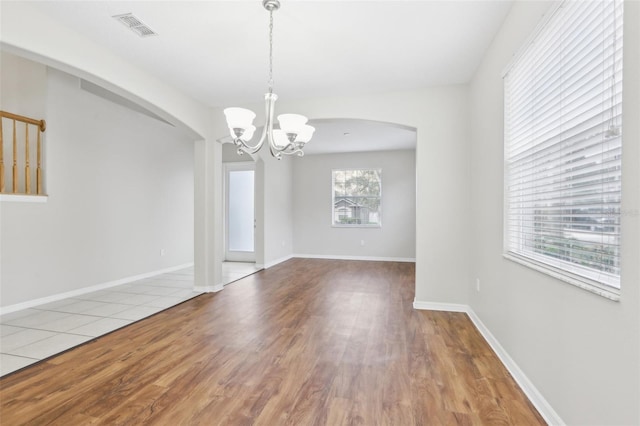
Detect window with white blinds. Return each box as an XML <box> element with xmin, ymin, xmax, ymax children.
<box><xmin>504</xmin><ymin>0</ymin><xmax>623</xmax><ymax>293</ymax></box>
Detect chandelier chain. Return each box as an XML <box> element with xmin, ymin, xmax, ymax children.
<box><xmin>268</xmin><ymin>9</ymin><xmax>274</xmax><ymax>94</ymax></box>
<box><xmin>224</xmin><ymin>0</ymin><xmax>313</xmax><ymax>159</ymax></box>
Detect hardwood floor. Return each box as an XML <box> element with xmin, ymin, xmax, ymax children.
<box><xmin>0</xmin><ymin>259</ymin><xmax>545</xmax><ymax>425</ymax></box>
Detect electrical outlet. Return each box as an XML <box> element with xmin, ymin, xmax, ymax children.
<box><xmin>360</xmin><ymin>240</ymin><xmax>365</xmax><ymax>246</ymax></box>
<box><xmin>476</xmin><ymin>278</ymin><xmax>480</xmax><ymax>292</ymax></box>
<box><xmin>160</xmin><ymin>249</ymin><xmax>166</xmax><ymax>257</ymax></box>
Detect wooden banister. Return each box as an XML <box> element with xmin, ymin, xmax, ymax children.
<box><xmin>0</xmin><ymin>110</ymin><xmax>47</xmax><ymax>195</ymax></box>
<box><xmin>0</xmin><ymin>111</ymin><xmax>46</xmax><ymax>132</ymax></box>
<box><xmin>0</xmin><ymin>117</ymin><xmax>4</xmax><ymax>192</ymax></box>
<box><xmin>37</xmin><ymin>130</ymin><xmax>42</xmax><ymax>195</ymax></box>
<box><xmin>12</xmin><ymin>119</ymin><xmax>17</xmax><ymax>193</ymax></box>
<box><xmin>25</xmin><ymin>123</ymin><xmax>31</xmax><ymax>194</ymax></box>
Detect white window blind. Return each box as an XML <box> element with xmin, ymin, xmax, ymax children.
<box><xmin>504</xmin><ymin>0</ymin><xmax>623</xmax><ymax>291</ymax></box>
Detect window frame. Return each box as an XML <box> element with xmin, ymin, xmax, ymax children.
<box><xmin>331</xmin><ymin>168</ymin><xmax>382</xmax><ymax>228</ymax></box>
<box><xmin>502</xmin><ymin>0</ymin><xmax>623</xmax><ymax>301</ymax></box>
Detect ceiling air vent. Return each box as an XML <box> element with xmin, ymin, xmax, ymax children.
<box><xmin>112</xmin><ymin>13</ymin><xmax>157</xmax><ymax>38</ymax></box>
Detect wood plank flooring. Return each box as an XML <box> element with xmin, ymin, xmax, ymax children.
<box><xmin>0</xmin><ymin>259</ymin><xmax>545</xmax><ymax>425</ymax></box>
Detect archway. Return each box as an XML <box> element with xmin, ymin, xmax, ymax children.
<box><xmin>211</xmin><ymin>86</ymin><xmax>471</xmax><ymax>305</ymax></box>
<box><xmin>214</xmin><ymin>117</ymin><xmax>417</xmax><ymax>279</ymax></box>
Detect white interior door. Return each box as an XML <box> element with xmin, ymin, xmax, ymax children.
<box><xmin>224</xmin><ymin>162</ymin><xmax>256</xmax><ymax>262</ymax></box>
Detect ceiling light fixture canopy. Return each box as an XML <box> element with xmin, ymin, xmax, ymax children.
<box><xmin>224</xmin><ymin>0</ymin><xmax>314</xmax><ymax>159</ymax></box>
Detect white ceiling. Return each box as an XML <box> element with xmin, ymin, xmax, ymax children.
<box><xmin>303</xmin><ymin>119</ymin><xmax>415</xmax><ymax>155</ymax></box>
<box><xmin>26</xmin><ymin>0</ymin><xmax>513</xmax><ymax>153</ymax></box>
<box><xmin>221</xmin><ymin>118</ymin><xmax>417</xmax><ymax>154</ymax></box>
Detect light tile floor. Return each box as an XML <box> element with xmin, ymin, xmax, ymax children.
<box><xmin>222</xmin><ymin>261</ymin><xmax>262</xmax><ymax>285</ymax></box>
<box><xmin>0</xmin><ymin>267</ymin><xmax>200</xmax><ymax>377</ymax></box>
<box><xmin>0</xmin><ymin>263</ymin><xmax>262</xmax><ymax>377</ymax></box>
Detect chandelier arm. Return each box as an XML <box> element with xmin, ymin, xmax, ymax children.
<box><xmin>268</xmin><ymin>142</ymin><xmax>304</xmax><ymax>158</ymax></box>
<box><xmin>268</xmin><ymin>140</ymin><xmax>304</xmax><ymax>158</ymax></box>
<box><xmin>270</xmin><ymin>139</ymin><xmax>293</xmax><ymax>153</ymax></box>
<box><xmin>234</xmin><ymin>93</ymin><xmax>279</xmax><ymax>154</ymax></box>
<box><xmin>235</xmin><ymin>132</ymin><xmax>264</xmax><ymax>155</ymax></box>
<box><xmin>268</xmin><ymin>137</ymin><xmax>302</xmax><ymax>157</ymax></box>
<box><xmin>266</xmin><ymin>100</ymin><xmax>282</xmax><ymax>159</ymax></box>
<box><xmin>269</xmin><ymin>138</ymin><xmax>303</xmax><ymax>158</ymax></box>
<box><xmin>279</xmin><ymin>146</ymin><xmax>305</xmax><ymax>157</ymax></box>
<box><xmin>269</xmin><ymin>142</ymin><xmax>282</xmax><ymax>160</ymax></box>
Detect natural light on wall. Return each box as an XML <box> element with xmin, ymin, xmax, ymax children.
<box><xmin>503</xmin><ymin>0</ymin><xmax>623</xmax><ymax>299</ymax></box>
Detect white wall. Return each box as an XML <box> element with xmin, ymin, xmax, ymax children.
<box><xmin>260</xmin><ymin>152</ymin><xmax>294</xmax><ymax>267</ymax></box>
<box><xmin>0</xmin><ymin>56</ymin><xmax>195</xmax><ymax>308</ymax></box>
<box><xmin>222</xmin><ymin>143</ymin><xmax>249</xmax><ymax>163</ymax></box>
<box><xmin>292</xmin><ymin>149</ymin><xmax>415</xmax><ymax>260</ymax></box>
<box><xmin>0</xmin><ymin>53</ymin><xmax>46</xmax><ymax>118</ymax></box>
<box><xmin>468</xmin><ymin>1</ymin><xmax>640</xmax><ymax>424</ymax></box>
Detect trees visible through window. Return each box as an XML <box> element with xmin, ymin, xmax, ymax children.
<box><xmin>332</xmin><ymin>169</ymin><xmax>381</xmax><ymax>227</ymax></box>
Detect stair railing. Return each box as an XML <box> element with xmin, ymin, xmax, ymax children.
<box><xmin>0</xmin><ymin>111</ymin><xmax>47</xmax><ymax>195</ymax></box>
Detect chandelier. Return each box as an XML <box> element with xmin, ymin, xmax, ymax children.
<box><xmin>223</xmin><ymin>0</ymin><xmax>314</xmax><ymax>159</ymax></box>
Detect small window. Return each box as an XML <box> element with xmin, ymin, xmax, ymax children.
<box><xmin>332</xmin><ymin>169</ymin><xmax>381</xmax><ymax>227</ymax></box>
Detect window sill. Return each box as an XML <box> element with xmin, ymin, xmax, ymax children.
<box><xmin>503</xmin><ymin>253</ymin><xmax>620</xmax><ymax>302</ymax></box>
<box><xmin>0</xmin><ymin>194</ymin><xmax>48</xmax><ymax>203</ymax></box>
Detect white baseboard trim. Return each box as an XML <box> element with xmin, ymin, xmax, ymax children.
<box><xmin>465</xmin><ymin>309</ymin><xmax>565</xmax><ymax>425</ymax></box>
<box><xmin>294</xmin><ymin>254</ymin><xmax>416</xmax><ymax>263</ymax></box>
<box><xmin>264</xmin><ymin>254</ymin><xmax>294</xmax><ymax>269</ymax></box>
<box><xmin>0</xmin><ymin>263</ymin><xmax>194</xmax><ymax>316</ymax></box>
<box><xmin>412</xmin><ymin>300</ymin><xmax>468</xmax><ymax>312</ymax></box>
<box><xmin>413</xmin><ymin>300</ymin><xmax>564</xmax><ymax>426</ymax></box>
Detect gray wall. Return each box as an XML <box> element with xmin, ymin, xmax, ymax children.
<box><xmin>1</xmin><ymin>54</ymin><xmax>194</xmax><ymax>308</ymax></box>
<box><xmin>222</xmin><ymin>143</ymin><xmax>249</xmax><ymax>163</ymax></box>
<box><xmin>260</xmin><ymin>151</ymin><xmax>294</xmax><ymax>266</ymax></box>
<box><xmin>468</xmin><ymin>2</ymin><xmax>640</xmax><ymax>424</ymax></box>
<box><xmin>292</xmin><ymin>149</ymin><xmax>415</xmax><ymax>260</ymax></box>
